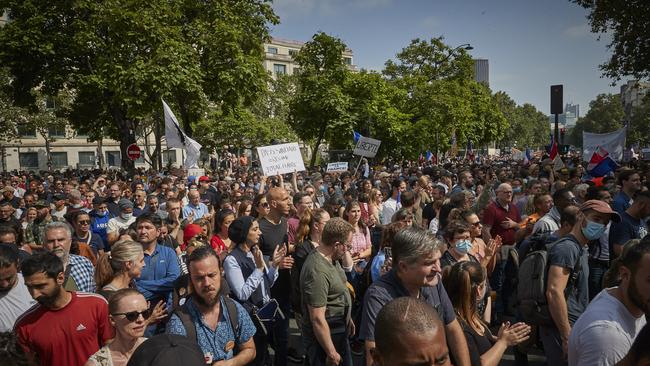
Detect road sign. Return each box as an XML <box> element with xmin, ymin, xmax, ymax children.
<box><xmin>127</xmin><ymin>144</ymin><xmax>141</xmax><ymax>161</ymax></box>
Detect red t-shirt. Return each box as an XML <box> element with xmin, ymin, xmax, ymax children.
<box><xmin>14</xmin><ymin>292</ymin><xmax>112</xmax><ymax>366</ymax></box>
<box><xmin>482</xmin><ymin>200</ymin><xmax>521</xmax><ymax>246</ymax></box>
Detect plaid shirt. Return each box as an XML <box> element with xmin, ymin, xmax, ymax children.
<box><xmin>67</xmin><ymin>254</ymin><xmax>96</xmax><ymax>293</ymax></box>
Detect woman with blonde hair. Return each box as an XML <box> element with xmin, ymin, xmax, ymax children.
<box><xmin>368</xmin><ymin>188</ymin><xmax>383</xmax><ymax>226</ymax></box>
<box><xmin>443</xmin><ymin>261</ymin><xmax>531</xmax><ymax>366</ymax></box>
<box><xmin>86</xmin><ymin>288</ymin><xmax>148</xmax><ymax>366</ymax></box>
<box><xmin>95</xmin><ymin>239</ymin><xmax>144</xmax><ymax>299</ymax></box>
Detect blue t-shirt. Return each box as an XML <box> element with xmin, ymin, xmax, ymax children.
<box><xmin>167</xmin><ymin>296</ymin><xmax>256</xmax><ymax>362</ymax></box>
<box><xmin>547</xmin><ymin>235</ymin><xmax>589</xmax><ymax>325</ymax></box>
<box><xmin>609</xmin><ymin>211</ymin><xmax>648</xmax><ymax>250</ymax></box>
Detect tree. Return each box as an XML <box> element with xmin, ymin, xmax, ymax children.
<box><xmin>628</xmin><ymin>95</ymin><xmax>650</xmax><ymax>147</ymax></box>
<box><xmin>568</xmin><ymin>93</ymin><xmax>624</xmax><ymax>147</ymax></box>
<box><xmin>290</xmin><ymin>32</ymin><xmax>351</xmax><ymax>167</ymax></box>
<box><xmin>0</xmin><ymin>0</ymin><xmax>277</xmax><ymax>171</ymax></box>
<box><xmin>573</xmin><ymin>0</ymin><xmax>650</xmax><ymax>80</ymax></box>
<box><xmin>381</xmin><ymin>37</ymin><xmax>506</xmax><ymax>158</ymax></box>
<box><xmin>494</xmin><ymin>91</ymin><xmax>550</xmax><ymax>149</ymax></box>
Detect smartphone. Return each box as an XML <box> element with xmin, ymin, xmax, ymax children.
<box><xmin>383</xmin><ymin>247</ymin><xmax>392</xmax><ymax>259</ymax></box>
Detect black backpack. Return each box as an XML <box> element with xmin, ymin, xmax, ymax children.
<box><xmin>173</xmin><ymin>297</ymin><xmax>241</xmax><ymax>353</ymax></box>
<box><xmin>516</xmin><ymin>235</ymin><xmax>583</xmax><ymax>326</ymax></box>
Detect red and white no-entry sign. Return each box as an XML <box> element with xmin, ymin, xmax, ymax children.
<box><xmin>127</xmin><ymin>144</ymin><xmax>141</xmax><ymax>161</ymax></box>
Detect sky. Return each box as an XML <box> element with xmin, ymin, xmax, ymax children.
<box><xmin>269</xmin><ymin>0</ymin><xmax>622</xmax><ymax>116</ymax></box>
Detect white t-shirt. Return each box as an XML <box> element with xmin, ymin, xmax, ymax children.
<box><xmin>381</xmin><ymin>197</ymin><xmax>401</xmax><ymax>225</ymax></box>
<box><xmin>106</xmin><ymin>216</ymin><xmax>136</xmax><ymax>234</ymax></box>
<box><xmin>0</xmin><ymin>273</ymin><xmax>37</xmax><ymax>332</ymax></box>
<box><xmin>568</xmin><ymin>288</ymin><xmax>646</xmax><ymax>366</ymax></box>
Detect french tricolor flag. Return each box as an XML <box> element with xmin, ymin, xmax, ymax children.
<box><xmin>587</xmin><ymin>146</ymin><xmax>609</xmax><ymax>171</ymax></box>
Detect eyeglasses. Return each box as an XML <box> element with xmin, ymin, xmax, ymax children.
<box><xmin>112</xmin><ymin>309</ymin><xmax>152</xmax><ymax>322</ymax></box>
<box><xmin>77</xmin><ymin>220</ymin><xmax>90</xmax><ymax>225</ymax></box>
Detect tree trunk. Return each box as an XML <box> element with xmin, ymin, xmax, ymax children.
<box><xmin>309</xmin><ymin>124</ymin><xmax>327</xmax><ymax>168</ymax></box>
<box><xmin>176</xmin><ymin>98</ymin><xmax>193</xmax><ymax>138</ymax></box>
<box><xmin>110</xmin><ymin>105</ymin><xmax>136</xmax><ymax>172</ymax></box>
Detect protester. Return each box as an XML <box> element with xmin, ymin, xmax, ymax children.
<box><xmin>360</xmin><ymin>226</ymin><xmax>471</xmax><ymax>366</ymax></box>
<box><xmin>380</xmin><ymin>179</ymin><xmax>405</xmax><ymax>225</ymax></box>
<box><xmin>107</xmin><ymin>199</ymin><xmax>136</xmax><ymax>246</ymax></box>
<box><xmin>371</xmin><ymin>297</ymin><xmax>451</xmax><ymax>366</ymax></box>
<box><xmin>300</xmin><ymin>217</ymin><xmax>355</xmax><ymax>366</ymax></box>
<box><xmin>43</xmin><ymin>221</ymin><xmax>96</xmax><ymax>292</ymax></box>
<box><xmin>15</xmin><ymin>252</ymin><xmax>112</xmax><ymax>366</ymax></box>
<box><xmin>95</xmin><ymin>239</ymin><xmax>145</xmax><ymax>299</ymax></box>
<box><xmin>0</xmin><ymin>244</ymin><xmax>35</xmax><ymax>332</ymax></box>
<box><xmin>167</xmin><ymin>246</ymin><xmax>257</xmax><ymax>365</ymax></box>
<box><xmin>211</xmin><ymin>208</ymin><xmax>235</xmax><ymax>257</ymax></box>
<box><xmin>86</xmin><ymin>288</ymin><xmax>148</xmax><ymax>366</ymax></box>
<box><xmin>568</xmin><ymin>239</ymin><xmax>649</xmax><ymax>366</ymax></box>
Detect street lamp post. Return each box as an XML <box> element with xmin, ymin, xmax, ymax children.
<box><xmin>432</xmin><ymin>43</ymin><xmax>473</xmax><ymax>161</ymax></box>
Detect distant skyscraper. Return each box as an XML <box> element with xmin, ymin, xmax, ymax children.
<box><xmin>473</xmin><ymin>59</ymin><xmax>489</xmax><ymax>85</ymax></box>
<box><xmin>547</xmin><ymin>103</ymin><xmax>579</xmax><ymax>128</ymax></box>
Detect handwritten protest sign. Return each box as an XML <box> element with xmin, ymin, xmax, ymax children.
<box><xmin>353</xmin><ymin>136</ymin><xmax>381</xmax><ymax>158</ymax></box>
<box><xmin>257</xmin><ymin>142</ymin><xmax>306</xmax><ymax>176</ymax></box>
<box><xmin>326</xmin><ymin>162</ymin><xmax>349</xmax><ymax>173</ymax></box>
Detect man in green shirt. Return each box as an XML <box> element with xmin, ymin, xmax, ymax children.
<box><xmin>24</xmin><ymin>200</ymin><xmax>59</xmax><ymax>251</ymax></box>
<box><xmin>301</xmin><ymin>217</ymin><xmax>355</xmax><ymax>366</ymax></box>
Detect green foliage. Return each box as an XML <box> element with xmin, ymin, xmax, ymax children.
<box><xmin>381</xmin><ymin>37</ymin><xmax>506</xmax><ymax>158</ymax></box>
<box><xmin>628</xmin><ymin>95</ymin><xmax>650</xmax><ymax>147</ymax></box>
<box><xmin>573</xmin><ymin>0</ymin><xmax>650</xmax><ymax>80</ymax></box>
<box><xmin>568</xmin><ymin>93</ymin><xmax>624</xmax><ymax>147</ymax></box>
<box><xmin>0</xmin><ymin>0</ymin><xmax>277</xmax><ymax>170</ymax></box>
<box><xmin>494</xmin><ymin>91</ymin><xmax>550</xmax><ymax>148</ymax></box>
<box><xmin>289</xmin><ymin>32</ymin><xmax>352</xmax><ymax>166</ymax></box>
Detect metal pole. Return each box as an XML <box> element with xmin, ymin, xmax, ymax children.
<box><xmin>554</xmin><ymin>114</ymin><xmax>559</xmax><ymax>145</ymax></box>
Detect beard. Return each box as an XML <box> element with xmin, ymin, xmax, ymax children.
<box><xmin>36</xmin><ymin>286</ymin><xmax>61</xmax><ymax>307</ymax></box>
<box><xmin>628</xmin><ymin>277</ymin><xmax>649</xmax><ymax>315</ymax></box>
<box><xmin>192</xmin><ymin>288</ymin><xmax>220</xmax><ymax>307</ymax></box>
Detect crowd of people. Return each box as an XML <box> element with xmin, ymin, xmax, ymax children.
<box><xmin>0</xmin><ymin>152</ymin><xmax>649</xmax><ymax>366</ymax></box>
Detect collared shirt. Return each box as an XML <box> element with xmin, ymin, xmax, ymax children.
<box><xmin>359</xmin><ymin>269</ymin><xmax>455</xmax><ymax>342</ymax></box>
<box><xmin>166</xmin><ymin>296</ymin><xmax>256</xmax><ymax>362</ymax></box>
<box><xmin>223</xmin><ymin>252</ymin><xmax>278</xmax><ymax>305</ymax></box>
<box><xmin>182</xmin><ymin>202</ymin><xmax>209</xmax><ymax>220</ymax></box>
<box><xmin>136</xmin><ymin>244</ymin><xmax>180</xmax><ymax>307</ymax></box>
<box><xmin>482</xmin><ymin>200</ymin><xmax>521</xmax><ymax>245</ymax></box>
<box><xmin>66</xmin><ymin>254</ymin><xmax>96</xmax><ymax>293</ymax></box>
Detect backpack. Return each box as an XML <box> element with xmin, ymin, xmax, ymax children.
<box><xmin>173</xmin><ymin>296</ymin><xmax>241</xmax><ymax>353</ymax></box>
<box><xmin>516</xmin><ymin>235</ymin><xmax>582</xmax><ymax>326</ymax></box>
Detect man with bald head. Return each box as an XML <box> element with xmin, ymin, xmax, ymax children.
<box><xmin>371</xmin><ymin>297</ymin><xmax>450</xmax><ymax>366</ymax></box>
<box><xmin>257</xmin><ymin>186</ymin><xmax>295</xmax><ymax>364</ymax></box>
<box><xmin>482</xmin><ymin>183</ymin><xmax>521</xmax><ymax>246</ymax></box>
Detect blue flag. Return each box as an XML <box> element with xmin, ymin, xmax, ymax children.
<box><xmin>588</xmin><ymin>156</ymin><xmax>618</xmax><ymax>177</ymax></box>
<box><xmin>353</xmin><ymin>131</ymin><xmax>362</xmax><ymax>143</ymax></box>
<box><xmin>425</xmin><ymin>150</ymin><xmax>432</xmax><ymax>161</ymax></box>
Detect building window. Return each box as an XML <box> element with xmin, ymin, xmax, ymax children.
<box><xmin>48</xmin><ymin>125</ymin><xmax>66</xmax><ymax>138</ymax></box>
<box><xmin>343</xmin><ymin>57</ymin><xmax>352</xmax><ymax>65</ymax></box>
<box><xmin>273</xmin><ymin>64</ymin><xmax>286</xmax><ymax>76</ymax></box>
<box><xmin>163</xmin><ymin>150</ymin><xmax>177</xmax><ymax>165</ymax></box>
<box><xmin>78</xmin><ymin>152</ymin><xmax>95</xmax><ymax>167</ymax></box>
<box><xmin>18</xmin><ymin>124</ymin><xmax>36</xmax><ymax>138</ymax></box>
<box><xmin>50</xmin><ymin>152</ymin><xmax>68</xmax><ymax>168</ymax></box>
<box><xmin>106</xmin><ymin>151</ymin><xmax>121</xmax><ymax>167</ymax></box>
<box><xmin>267</xmin><ymin>46</ymin><xmax>278</xmax><ymax>54</ymax></box>
<box><xmin>288</xmin><ymin>49</ymin><xmax>298</xmax><ymax>57</ymax></box>
<box><xmin>19</xmin><ymin>152</ymin><xmax>38</xmax><ymax>169</ymax></box>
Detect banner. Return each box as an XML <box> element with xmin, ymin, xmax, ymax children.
<box><xmin>256</xmin><ymin>142</ymin><xmax>306</xmax><ymax>176</ymax></box>
<box><xmin>326</xmin><ymin>162</ymin><xmax>349</xmax><ymax>173</ymax></box>
<box><xmin>582</xmin><ymin>127</ymin><xmax>626</xmax><ymax>162</ymax></box>
<box><xmin>353</xmin><ymin>136</ymin><xmax>381</xmax><ymax>158</ymax></box>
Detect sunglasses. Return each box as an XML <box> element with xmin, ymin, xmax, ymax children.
<box><xmin>112</xmin><ymin>309</ymin><xmax>152</xmax><ymax>322</ymax></box>
<box><xmin>77</xmin><ymin>220</ymin><xmax>90</xmax><ymax>225</ymax></box>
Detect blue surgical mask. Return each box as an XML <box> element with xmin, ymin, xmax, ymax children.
<box><xmin>582</xmin><ymin>219</ymin><xmax>605</xmax><ymax>240</ymax></box>
<box><xmin>513</xmin><ymin>187</ymin><xmax>522</xmax><ymax>193</ymax></box>
<box><xmin>454</xmin><ymin>239</ymin><xmax>473</xmax><ymax>254</ymax></box>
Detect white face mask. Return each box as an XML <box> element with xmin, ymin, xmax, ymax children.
<box><xmin>121</xmin><ymin>213</ymin><xmax>133</xmax><ymax>221</ymax></box>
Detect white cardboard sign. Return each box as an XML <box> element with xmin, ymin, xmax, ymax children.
<box><xmin>353</xmin><ymin>136</ymin><xmax>381</xmax><ymax>158</ymax></box>
<box><xmin>326</xmin><ymin>162</ymin><xmax>349</xmax><ymax>173</ymax></box>
<box><xmin>257</xmin><ymin>142</ymin><xmax>306</xmax><ymax>176</ymax></box>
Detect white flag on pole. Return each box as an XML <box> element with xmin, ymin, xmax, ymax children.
<box><xmin>162</xmin><ymin>99</ymin><xmax>202</xmax><ymax>168</ymax></box>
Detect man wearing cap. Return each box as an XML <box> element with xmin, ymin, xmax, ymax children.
<box><xmin>106</xmin><ymin>198</ymin><xmax>136</xmax><ymax>246</ymax></box>
<box><xmin>198</xmin><ymin>176</ymin><xmax>221</xmax><ymax>209</ymax></box>
<box><xmin>542</xmin><ymin>199</ymin><xmax>621</xmax><ymax>366</ymax></box>
<box><xmin>24</xmin><ymin>200</ymin><xmax>59</xmax><ymax>251</ymax></box>
<box><xmin>51</xmin><ymin>193</ymin><xmax>67</xmax><ymax>220</ymax></box>
<box><xmin>0</xmin><ymin>186</ymin><xmax>21</xmax><ymax>209</ymax></box>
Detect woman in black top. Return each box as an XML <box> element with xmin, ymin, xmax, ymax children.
<box><xmin>443</xmin><ymin>261</ymin><xmax>531</xmax><ymax>366</ymax></box>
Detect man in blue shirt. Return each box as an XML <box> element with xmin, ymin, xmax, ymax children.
<box><xmin>167</xmin><ymin>246</ymin><xmax>256</xmax><ymax>365</ymax></box>
<box><xmin>612</xmin><ymin>170</ymin><xmax>641</xmax><ymax>214</ymax></box>
<box><xmin>183</xmin><ymin>189</ymin><xmax>212</xmax><ymax>221</ymax></box>
<box><xmin>609</xmin><ymin>191</ymin><xmax>650</xmax><ymax>260</ymax></box>
<box><xmin>135</xmin><ymin>213</ymin><xmax>180</xmax><ymax>334</ymax></box>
